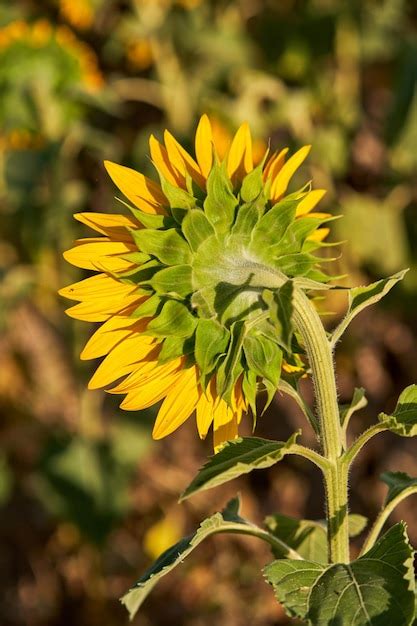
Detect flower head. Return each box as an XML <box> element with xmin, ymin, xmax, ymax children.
<box><xmin>60</xmin><ymin>115</ymin><xmax>332</xmax><ymax>449</ymax></box>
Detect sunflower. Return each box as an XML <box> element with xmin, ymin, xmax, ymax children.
<box><xmin>60</xmin><ymin>115</ymin><xmax>332</xmax><ymax>449</ymax></box>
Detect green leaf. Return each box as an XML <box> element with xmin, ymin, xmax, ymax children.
<box><xmin>263</xmin><ymin>281</ymin><xmax>294</xmax><ymax>352</ymax></box>
<box><xmin>278</xmin><ymin>379</ymin><xmax>318</xmax><ymax>434</ymax></box>
<box><xmin>331</xmin><ymin>270</ymin><xmax>408</xmax><ymax>346</ymax></box>
<box><xmin>120</xmin><ymin>497</ymin><xmax>255</xmax><ymax>620</ymax></box>
<box><xmin>204</xmin><ymin>160</ymin><xmax>237</xmax><ymax>233</ymax></box>
<box><xmin>146</xmin><ymin>300</ymin><xmax>197</xmax><ymax>338</ymax></box>
<box><xmin>307</xmin><ymin>523</ymin><xmax>415</xmax><ymax>626</ymax></box>
<box><xmin>181</xmin><ymin>209</ymin><xmax>215</xmax><ymax>251</ymax></box>
<box><xmin>194</xmin><ymin>319</ymin><xmax>230</xmax><ymax>381</ymax></box>
<box><xmin>265</xmin><ymin>514</ymin><xmax>328</xmax><ymax>563</ymax></box>
<box><xmin>381</xmin><ymin>471</ymin><xmax>417</xmax><ymax>505</ymax></box>
<box><xmin>379</xmin><ymin>385</ymin><xmax>417</xmax><ymax>437</ymax></box>
<box><xmin>150</xmin><ymin>265</ymin><xmax>193</xmax><ymax>297</ymax></box>
<box><xmin>243</xmin><ymin>333</ymin><xmax>282</xmax><ymax>387</ymax></box>
<box><xmin>348</xmin><ymin>513</ymin><xmax>368</xmax><ymax>538</ymax></box>
<box><xmin>265</xmin><ymin>523</ymin><xmax>415</xmax><ymax>626</ymax></box>
<box><xmin>180</xmin><ymin>433</ymin><xmax>299</xmax><ymax>501</ymax></box>
<box><xmin>264</xmin><ymin>559</ymin><xmax>325</xmax><ymax>621</ymax></box>
<box><xmin>265</xmin><ymin>513</ymin><xmax>368</xmax><ymax>564</ymax></box>
<box><xmin>131</xmin><ymin>228</ymin><xmax>192</xmax><ymax>265</ymax></box>
<box><xmin>340</xmin><ymin>387</ymin><xmax>368</xmax><ymax>428</ymax></box>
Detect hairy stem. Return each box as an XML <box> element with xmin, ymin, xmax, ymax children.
<box><xmin>292</xmin><ymin>288</ymin><xmax>350</xmax><ymax>563</ymax></box>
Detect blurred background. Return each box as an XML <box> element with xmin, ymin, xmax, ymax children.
<box><xmin>0</xmin><ymin>0</ymin><xmax>416</xmax><ymax>624</ymax></box>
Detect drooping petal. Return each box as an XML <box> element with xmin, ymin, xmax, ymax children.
<box><xmin>263</xmin><ymin>147</ymin><xmax>288</xmax><ymax>181</ymax></box>
<box><xmin>74</xmin><ymin>212</ymin><xmax>140</xmax><ymax>239</ymax></box>
<box><xmin>195</xmin><ymin>114</ymin><xmax>213</xmax><ymax>179</ymax></box>
<box><xmin>307</xmin><ymin>228</ymin><xmax>330</xmax><ymax>242</ymax></box>
<box><xmin>59</xmin><ymin>273</ymin><xmax>139</xmax><ymax>302</ymax></box>
<box><xmin>296</xmin><ymin>190</ymin><xmax>327</xmax><ymax>216</ymax></box>
<box><xmin>63</xmin><ymin>238</ymin><xmax>136</xmax><ymax>272</ymax></box>
<box><xmin>120</xmin><ymin>372</ymin><xmax>181</xmax><ymax>410</ymax></box>
<box><xmin>196</xmin><ymin>378</ymin><xmax>216</xmax><ymax>439</ymax></box>
<box><xmin>149</xmin><ymin>134</ymin><xmax>184</xmax><ymax>187</ymax></box>
<box><xmin>80</xmin><ymin>315</ymin><xmax>147</xmax><ymax>360</ymax></box>
<box><xmin>213</xmin><ymin>411</ymin><xmax>238</xmax><ymax>452</ymax></box>
<box><xmin>104</xmin><ymin>160</ymin><xmax>167</xmax><ymax>214</ymax></box>
<box><xmin>88</xmin><ymin>334</ymin><xmax>157</xmax><ymax>389</ymax></box>
<box><xmin>153</xmin><ymin>366</ymin><xmax>200</xmax><ymax>439</ymax></box>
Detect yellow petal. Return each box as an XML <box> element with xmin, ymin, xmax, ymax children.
<box><xmin>195</xmin><ymin>114</ymin><xmax>213</xmax><ymax>179</ymax></box>
<box><xmin>296</xmin><ymin>190</ymin><xmax>327</xmax><ymax>216</ymax></box>
<box><xmin>308</xmin><ymin>227</ymin><xmax>330</xmax><ymax>242</ymax></box>
<box><xmin>110</xmin><ymin>356</ymin><xmax>183</xmax><ymax>394</ymax></box>
<box><xmin>74</xmin><ymin>212</ymin><xmax>140</xmax><ymax>238</ymax></box>
<box><xmin>164</xmin><ymin>129</ymin><xmax>205</xmax><ymax>188</ymax></box>
<box><xmin>263</xmin><ymin>147</ymin><xmax>288</xmax><ymax>181</ymax></box>
<box><xmin>149</xmin><ymin>135</ymin><xmax>184</xmax><ymax>187</ymax></box>
<box><xmin>88</xmin><ymin>334</ymin><xmax>157</xmax><ymax>389</ymax></box>
<box><xmin>63</xmin><ymin>238</ymin><xmax>136</xmax><ymax>271</ymax></box>
<box><xmin>59</xmin><ymin>273</ymin><xmax>138</xmax><ymax>302</ymax></box>
<box><xmin>153</xmin><ymin>366</ymin><xmax>200</xmax><ymax>439</ymax></box>
<box><xmin>213</xmin><ymin>412</ymin><xmax>238</xmax><ymax>452</ymax></box>
<box><xmin>270</xmin><ymin>145</ymin><xmax>311</xmax><ymax>202</ymax></box>
<box><xmin>120</xmin><ymin>366</ymin><xmax>184</xmax><ymax>410</ymax></box>
<box><xmin>195</xmin><ymin>378</ymin><xmax>216</xmax><ymax>439</ymax></box>
<box><xmin>80</xmin><ymin>316</ymin><xmax>147</xmax><ymax>360</ymax></box>
<box><xmin>104</xmin><ymin>160</ymin><xmax>167</xmax><ymax>214</ymax></box>
<box><xmin>227</xmin><ymin>122</ymin><xmax>253</xmax><ymax>180</ymax></box>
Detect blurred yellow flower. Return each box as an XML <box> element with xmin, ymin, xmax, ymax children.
<box><xmin>59</xmin><ymin>0</ymin><xmax>95</xmax><ymax>30</ymax></box>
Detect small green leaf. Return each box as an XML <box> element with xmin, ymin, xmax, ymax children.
<box><xmin>264</xmin><ymin>559</ymin><xmax>325</xmax><ymax>621</ymax></box>
<box><xmin>278</xmin><ymin>379</ymin><xmax>318</xmax><ymax>434</ymax></box>
<box><xmin>265</xmin><ymin>514</ymin><xmax>328</xmax><ymax>563</ymax></box>
<box><xmin>379</xmin><ymin>385</ymin><xmax>417</xmax><ymax>437</ymax></box>
<box><xmin>180</xmin><ymin>433</ymin><xmax>299</xmax><ymax>501</ymax></box>
<box><xmin>307</xmin><ymin>523</ymin><xmax>415</xmax><ymax>626</ymax></box>
<box><xmin>348</xmin><ymin>513</ymin><xmax>368</xmax><ymax>537</ymax></box>
<box><xmin>131</xmin><ymin>228</ymin><xmax>192</xmax><ymax>265</ymax></box>
<box><xmin>243</xmin><ymin>333</ymin><xmax>282</xmax><ymax>387</ymax></box>
<box><xmin>381</xmin><ymin>471</ymin><xmax>417</xmax><ymax>505</ymax></box>
<box><xmin>331</xmin><ymin>270</ymin><xmax>408</xmax><ymax>346</ymax></box>
<box><xmin>146</xmin><ymin>300</ymin><xmax>197</xmax><ymax>338</ymax></box>
<box><xmin>194</xmin><ymin>319</ymin><xmax>230</xmax><ymax>381</ymax></box>
<box><xmin>204</xmin><ymin>160</ymin><xmax>237</xmax><ymax>233</ymax></box>
<box><xmin>340</xmin><ymin>387</ymin><xmax>368</xmax><ymax>428</ymax></box>
<box><xmin>121</xmin><ymin>497</ymin><xmax>254</xmax><ymax>620</ymax></box>
<box><xmin>182</xmin><ymin>209</ymin><xmax>215</xmax><ymax>251</ymax></box>
<box><xmin>263</xmin><ymin>281</ymin><xmax>294</xmax><ymax>352</ymax></box>
<box><xmin>150</xmin><ymin>265</ymin><xmax>193</xmax><ymax>297</ymax></box>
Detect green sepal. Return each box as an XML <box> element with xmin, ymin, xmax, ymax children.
<box><xmin>120</xmin><ymin>250</ymin><xmax>151</xmax><ymax>265</ymax></box>
<box><xmin>158</xmin><ymin>335</ymin><xmax>194</xmax><ymax>365</ymax></box>
<box><xmin>131</xmin><ymin>228</ymin><xmax>192</xmax><ymax>265</ymax></box>
<box><xmin>181</xmin><ymin>209</ymin><xmax>215</xmax><ymax>252</ymax></box>
<box><xmin>194</xmin><ymin>319</ymin><xmax>230</xmax><ymax>385</ymax></box>
<box><xmin>272</xmin><ymin>215</ymin><xmax>334</xmax><ymax>257</ymax></box>
<box><xmin>145</xmin><ymin>300</ymin><xmax>197</xmax><ymax>338</ymax></box>
<box><xmin>243</xmin><ymin>333</ymin><xmax>282</xmax><ymax>387</ymax></box>
<box><xmin>242</xmin><ymin>368</ymin><xmax>258</xmax><ymax>416</ymax></box>
<box><xmin>379</xmin><ymin>385</ymin><xmax>417</xmax><ymax>437</ymax></box>
<box><xmin>250</xmin><ymin>197</ymin><xmax>297</xmax><ymax>250</ymax></box>
<box><xmin>115</xmin><ymin>197</ymin><xmax>174</xmax><ymax>230</ymax></box>
<box><xmin>150</xmin><ymin>265</ymin><xmax>193</xmax><ymax>298</ymax></box>
<box><xmin>260</xmin><ymin>377</ymin><xmax>277</xmax><ymax>415</ymax></box>
<box><xmin>121</xmin><ymin>259</ymin><xmax>163</xmax><ymax>284</ymax></box>
<box><xmin>121</xmin><ymin>497</ymin><xmax>257</xmax><ymax>621</ymax></box>
<box><xmin>232</xmin><ymin>194</ymin><xmax>266</xmax><ymax>238</ymax></box>
<box><xmin>204</xmin><ymin>159</ymin><xmax>238</xmax><ymax>234</ymax></box>
<box><xmin>273</xmin><ymin>252</ymin><xmax>316</xmax><ymax>277</ymax></box>
<box><xmin>239</xmin><ymin>154</ymin><xmax>268</xmax><ymax>203</ymax></box>
<box><xmin>263</xmin><ymin>281</ymin><xmax>294</xmax><ymax>352</ymax></box>
<box><xmin>180</xmin><ymin>432</ymin><xmax>300</xmax><ymax>501</ymax></box>
<box><xmin>216</xmin><ymin>320</ymin><xmax>246</xmax><ymax>403</ymax></box>
<box><xmin>130</xmin><ymin>293</ymin><xmax>162</xmax><ymax>319</ymax></box>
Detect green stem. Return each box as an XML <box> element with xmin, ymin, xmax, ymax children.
<box><xmin>292</xmin><ymin>288</ymin><xmax>350</xmax><ymax>563</ymax></box>
<box><xmin>342</xmin><ymin>424</ymin><xmax>387</xmax><ymax>468</ymax></box>
<box><xmin>222</xmin><ymin>525</ymin><xmax>303</xmax><ymax>560</ymax></box>
<box><xmin>360</xmin><ymin>485</ymin><xmax>417</xmax><ymax>555</ymax></box>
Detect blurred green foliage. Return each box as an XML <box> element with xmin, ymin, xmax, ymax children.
<box><xmin>0</xmin><ymin>1</ymin><xmax>416</xmax><ymax>625</ymax></box>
